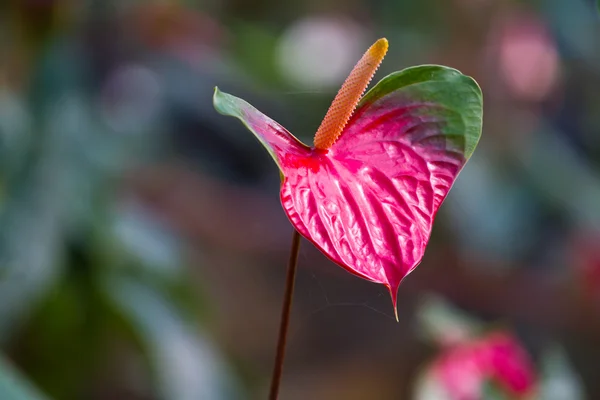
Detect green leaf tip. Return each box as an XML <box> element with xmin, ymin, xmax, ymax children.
<box><xmin>212</xmin><ymin>86</ymin><xmax>228</xmax><ymax>116</ymax></box>
<box><xmin>211</xmin><ymin>86</ymin><xmax>309</xmax><ymax>174</ymax></box>
<box><xmin>359</xmin><ymin>64</ymin><xmax>483</xmax><ymax>161</ymax></box>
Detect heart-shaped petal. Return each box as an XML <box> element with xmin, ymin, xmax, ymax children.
<box><xmin>213</xmin><ymin>65</ymin><xmax>482</xmax><ymax>314</ymax></box>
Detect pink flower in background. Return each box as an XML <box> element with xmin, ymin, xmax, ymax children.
<box><xmin>491</xmin><ymin>9</ymin><xmax>561</xmax><ymax>102</ymax></box>
<box><xmin>432</xmin><ymin>332</ymin><xmax>537</xmax><ymax>400</ymax></box>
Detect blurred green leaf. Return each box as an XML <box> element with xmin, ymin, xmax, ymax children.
<box><xmin>231</xmin><ymin>22</ymin><xmax>283</xmax><ymax>87</ymax></box>
<box><xmin>105</xmin><ymin>275</ymin><xmax>243</xmax><ymax>400</ymax></box>
<box><xmin>413</xmin><ymin>370</ymin><xmax>451</xmax><ymax>400</ymax></box>
<box><xmin>539</xmin><ymin>346</ymin><xmax>585</xmax><ymax>400</ymax></box>
<box><xmin>0</xmin><ymin>354</ymin><xmax>49</xmax><ymax>400</ymax></box>
<box><xmin>417</xmin><ymin>295</ymin><xmax>483</xmax><ymax>346</ymax></box>
<box><xmin>516</xmin><ymin>125</ymin><xmax>600</xmax><ymax>230</ymax></box>
<box><xmin>481</xmin><ymin>381</ymin><xmax>510</xmax><ymax>400</ymax></box>
<box><xmin>543</xmin><ymin>0</ymin><xmax>600</xmax><ymax>64</ymax></box>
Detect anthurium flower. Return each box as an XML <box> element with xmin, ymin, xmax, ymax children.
<box><xmin>213</xmin><ymin>38</ymin><xmax>483</xmax><ymax>318</ymax></box>
<box><xmin>421</xmin><ymin>332</ymin><xmax>537</xmax><ymax>400</ymax></box>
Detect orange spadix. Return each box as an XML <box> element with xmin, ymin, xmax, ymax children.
<box><xmin>313</xmin><ymin>38</ymin><xmax>388</xmax><ymax>150</ymax></box>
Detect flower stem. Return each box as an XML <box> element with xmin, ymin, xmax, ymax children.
<box><xmin>268</xmin><ymin>229</ymin><xmax>301</xmax><ymax>400</ymax></box>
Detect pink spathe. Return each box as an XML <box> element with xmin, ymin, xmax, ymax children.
<box><xmin>238</xmin><ymin>94</ymin><xmax>466</xmax><ymax>312</ymax></box>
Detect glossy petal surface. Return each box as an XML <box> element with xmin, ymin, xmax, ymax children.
<box><xmin>213</xmin><ymin>65</ymin><xmax>483</xmax><ymax>310</ymax></box>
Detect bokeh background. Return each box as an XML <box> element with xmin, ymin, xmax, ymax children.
<box><xmin>0</xmin><ymin>0</ymin><xmax>599</xmax><ymax>399</ymax></box>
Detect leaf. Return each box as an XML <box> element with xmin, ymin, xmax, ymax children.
<box><xmin>539</xmin><ymin>346</ymin><xmax>584</xmax><ymax>400</ymax></box>
<box><xmin>417</xmin><ymin>295</ymin><xmax>484</xmax><ymax>346</ymax></box>
<box><xmin>0</xmin><ymin>354</ymin><xmax>49</xmax><ymax>400</ymax></box>
<box><xmin>413</xmin><ymin>370</ymin><xmax>453</xmax><ymax>400</ymax></box>
<box><xmin>213</xmin><ymin>87</ymin><xmax>310</xmax><ymax>173</ymax></box>
<box><xmin>104</xmin><ymin>276</ymin><xmax>242</xmax><ymax>400</ymax></box>
<box><xmin>213</xmin><ymin>65</ymin><xmax>482</xmax><ymax>312</ymax></box>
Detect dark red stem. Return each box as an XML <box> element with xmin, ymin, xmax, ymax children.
<box><xmin>268</xmin><ymin>229</ymin><xmax>301</xmax><ymax>400</ymax></box>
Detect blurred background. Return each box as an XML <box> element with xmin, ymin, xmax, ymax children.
<box><xmin>0</xmin><ymin>0</ymin><xmax>599</xmax><ymax>399</ymax></box>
